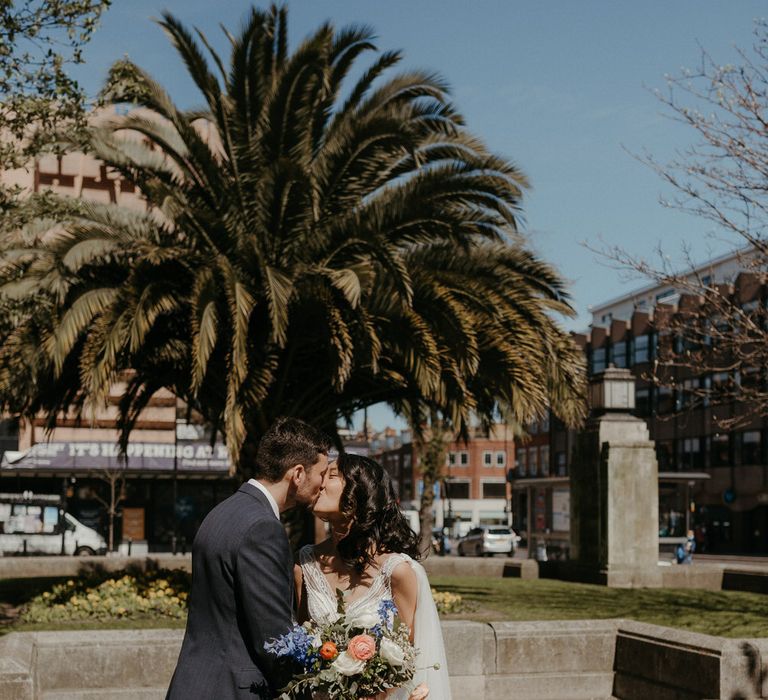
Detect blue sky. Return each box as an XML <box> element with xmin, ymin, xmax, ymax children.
<box><xmin>73</xmin><ymin>1</ymin><xmax>766</xmax><ymax>429</ymax></box>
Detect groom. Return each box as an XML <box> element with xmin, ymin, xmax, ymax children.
<box><xmin>166</xmin><ymin>417</ymin><xmax>333</xmax><ymax>699</ymax></box>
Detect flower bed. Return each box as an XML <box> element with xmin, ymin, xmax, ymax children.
<box><xmin>19</xmin><ymin>568</ymin><xmax>190</xmax><ymax>623</ymax></box>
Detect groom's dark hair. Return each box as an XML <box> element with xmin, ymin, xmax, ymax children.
<box><xmin>253</xmin><ymin>417</ymin><xmax>333</xmax><ymax>482</ymax></box>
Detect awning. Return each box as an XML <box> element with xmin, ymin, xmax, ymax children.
<box><xmin>1</xmin><ymin>440</ymin><xmax>231</xmax><ymax>475</ymax></box>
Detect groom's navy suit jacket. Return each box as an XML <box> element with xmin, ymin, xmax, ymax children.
<box><xmin>166</xmin><ymin>482</ymin><xmax>294</xmax><ymax>699</ymax></box>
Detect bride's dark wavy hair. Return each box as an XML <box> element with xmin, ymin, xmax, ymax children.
<box><xmin>336</xmin><ymin>452</ymin><xmax>421</xmax><ymax>574</ymax></box>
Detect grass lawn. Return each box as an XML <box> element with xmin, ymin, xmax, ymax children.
<box><xmin>3</xmin><ymin>574</ymin><xmax>767</xmax><ymax>639</ymax></box>
<box><xmin>430</xmin><ymin>576</ymin><xmax>768</xmax><ymax>639</ymax></box>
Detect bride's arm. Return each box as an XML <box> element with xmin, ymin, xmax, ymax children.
<box><xmin>293</xmin><ymin>564</ymin><xmax>307</xmax><ymax>623</ymax></box>
<box><xmin>389</xmin><ymin>561</ymin><xmax>418</xmax><ymax>642</ymax></box>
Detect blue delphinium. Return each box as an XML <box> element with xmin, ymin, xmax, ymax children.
<box><xmin>264</xmin><ymin>624</ymin><xmax>319</xmax><ymax>667</ymax></box>
<box><xmin>378</xmin><ymin>599</ymin><xmax>398</xmax><ymax>632</ymax></box>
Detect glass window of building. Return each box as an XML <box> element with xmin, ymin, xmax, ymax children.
<box><xmin>459</xmin><ymin>451</ymin><xmax>469</xmax><ymax>466</ymax></box>
<box><xmin>447</xmin><ymin>480</ymin><xmax>470</xmax><ymax>499</ymax></box>
<box><xmin>635</xmin><ymin>386</ymin><xmax>650</xmax><ymax>416</ymax></box>
<box><xmin>657</xmin><ymin>385</ymin><xmax>675</xmax><ymax>414</ymax></box>
<box><xmin>556</xmin><ymin>451</ymin><xmax>567</xmax><ymax>476</ymax></box>
<box><xmin>495</xmin><ymin>451</ymin><xmax>506</xmax><ymax>467</ymax></box>
<box><xmin>611</xmin><ymin>339</ymin><xmax>627</xmax><ymax>368</ymax></box>
<box><xmin>540</xmin><ymin>414</ymin><xmax>550</xmax><ymax>433</ymax></box>
<box><xmin>516</xmin><ymin>448</ymin><xmax>526</xmax><ymax>476</ymax></box>
<box><xmin>528</xmin><ymin>447</ymin><xmax>538</xmax><ymax>476</ymax></box>
<box><xmin>741</xmin><ymin>431</ymin><xmax>762</xmax><ymax>464</ymax></box>
<box><xmin>591</xmin><ymin>346</ymin><xmax>606</xmax><ymax>374</ymax></box>
<box><xmin>679</xmin><ymin>437</ymin><xmax>703</xmax><ymax>470</ymax></box>
<box><xmin>539</xmin><ymin>445</ymin><xmax>550</xmax><ymax>476</ymax></box>
<box><xmin>482</xmin><ymin>482</ymin><xmax>507</xmax><ymax>499</ymax></box>
<box><xmin>656</xmin><ymin>440</ymin><xmax>674</xmax><ymax>470</ymax></box>
<box><xmin>483</xmin><ymin>451</ymin><xmax>492</xmax><ymax>467</ymax></box>
<box><xmin>447</xmin><ymin>452</ymin><xmax>457</xmax><ymax>466</ymax></box>
<box><xmin>633</xmin><ymin>334</ymin><xmax>650</xmax><ymax>364</ymax></box>
<box><xmin>709</xmin><ymin>433</ymin><xmax>730</xmax><ymax>467</ymax></box>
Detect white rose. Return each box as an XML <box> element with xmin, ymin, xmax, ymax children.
<box><xmin>331</xmin><ymin>650</ymin><xmax>366</xmax><ymax>676</ymax></box>
<box><xmin>345</xmin><ymin>604</ymin><xmax>380</xmax><ymax>629</ymax></box>
<box><xmin>379</xmin><ymin>637</ymin><xmax>406</xmax><ymax>667</ymax></box>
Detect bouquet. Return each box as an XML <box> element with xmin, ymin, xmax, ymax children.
<box><xmin>265</xmin><ymin>593</ymin><xmax>419</xmax><ymax>699</ymax></box>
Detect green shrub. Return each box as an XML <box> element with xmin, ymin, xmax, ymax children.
<box><xmin>20</xmin><ymin>568</ymin><xmax>190</xmax><ymax>623</ymax></box>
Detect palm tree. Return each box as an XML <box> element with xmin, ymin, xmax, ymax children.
<box><xmin>0</xmin><ymin>5</ymin><xmax>586</xmax><ymax>471</ymax></box>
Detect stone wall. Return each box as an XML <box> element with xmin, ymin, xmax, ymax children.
<box><xmin>1</xmin><ymin>620</ymin><xmax>767</xmax><ymax>699</ymax></box>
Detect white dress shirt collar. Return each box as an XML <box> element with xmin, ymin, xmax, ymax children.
<box><xmin>247</xmin><ymin>478</ymin><xmax>280</xmax><ymax>519</ymax></box>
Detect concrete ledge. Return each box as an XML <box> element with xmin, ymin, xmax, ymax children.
<box><xmin>660</xmin><ymin>564</ymin><xmax>724</xmax><ymax>591</ymax></box>
<box><xmin>0</xmin><ymin>555</ymin><xmax>191</xmax><ymax>582</ymax></box>
<box><xmin>502</xmin><ymin>559</ymin><xmax>539</xmax><ymax>578</ymax></box>
<box><xmin>3</xmin><ymin>619</ymin><xmax>766</xmax><ymax>699</ymax></box>
<box><xmin>723</xmin><ymin>568</ymin><xmax>768</xmax><ymax>594</ymax></box>
<box><xmin>421</xmin><ymin>556</ymin><xmax>510</xmax><ymax>578</ymax></box>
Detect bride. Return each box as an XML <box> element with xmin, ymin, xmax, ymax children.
<box><xmin>294</xmin><ymin>452</ymin><xmax>451</xmax><ymax>700</ymax></box>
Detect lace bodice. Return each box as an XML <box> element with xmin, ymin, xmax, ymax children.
<box><xmin>299</xmin><ymin>545</ymin><xmax>409</xmax><ymax>626</ymax></box>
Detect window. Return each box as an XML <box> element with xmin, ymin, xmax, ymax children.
<box><xmin>556</xmin><ymin>451</ymin><xmax>567</xmax><ymax>476</ymax></box>
<box><xmin>495</xmin><ymin>451</ymin><xmax>506</xmax><ymax>468</ymax></box>
<box><xmin>710</xmin><ymin>434</ymin><xmax>730</xmax><ymax>467</ymax></box>
<box><xmin>516</xmin><ymin>448</ymin><xmax>527</xmax><ymax>477</ymax></box>
<box><xmin>447</xmin><ymin>452</ymin><xmax>456</xmax><ymax>467</ymax></box>
<box><xmin>483</xmin><ymin>451</ymin><xmax>493</xmax><ymax>467</ymax></box>
<box><xmin>656</xmin><ymin>441</ymin><xmax>674</xmax><ymax>471</ymax></box>
<box><xmin>540</xmin><ymin>414</ymin><xmax>550</xmax><ymax>433</ymax></box>
<box><xmin>601</xmin><ymin>312</ymin><xmax>613</xmax><ymax>324</ymax></box>
<box><xmin>633</xmin><ymin>334</ymin><xmax>650</xmax><ymax>364</ymax></box>
<box><xmin>539</xmin><ymin>446</ymin><xmax>550</xmax><ymax>476</ymax></box>
<box><xmin>711</xmin><ymin>372</ymin><xmax>731</xmax><ymax>395</ymax></box>
<box><xmin>591</xmin><ymin>347</ymin><xmax>606</xmax><ymax>374</ymax></box>
<box><xmin>679</xmin><ymin>438</ymin><xmax>703</xmax><ymax>470</ymax></box>
<box><xmin>635</xmin><ymin>387</ymin><xmax>650</xmax><ymax>416</ymax></box>
<box><xmin>741</xmin><ymin>367</ymin><xmax>761</xmax><ymax>392</ymax></box>
<box><xmin>611</xmin><ymin>339</ymin><xmax>627</xmax><ymax>368</ymax></box>
<box><xmin>741</xmin><ymin>431</ymin><xmax>762</xmax><ymax>465</ymax></box>
<box><xmin>459</xmin><ymin>451</ymin><xmax>469</xmax><ymax>466</ymax></box>
<box><xmin>482</xmin><ymin>482</ymin><xmax>507</xmax><ymax>499</ymax></box>
<box><xmin>657</xmin><ymin>385</ymin><xmax>675</xmax><ymax>414</ymax></box>
<box><xmin>528</xmin><ymin>447</ymin><xmax>538</xmax><ymax>477</ymax></box>
<box><xmin>656</xmin><ymin>289</ymin><xmax>677</xmax><ymax>303</ymax></box>
<box><xmin>681</xmin><ymin>378</ymin><xmax>699</xmax><ymax>409</ymax></box>
<box><xmin>446</xmin><ymin>481</ymin><xmax>470</xmax><ymax>499</ymax></box>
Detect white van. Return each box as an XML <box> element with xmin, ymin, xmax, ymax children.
<box><xmin>0</xmin><ymin>493</ymin><xmax>107</xmax><ymax>556</ymax></box>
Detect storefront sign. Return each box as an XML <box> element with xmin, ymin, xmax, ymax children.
<box><xmin>2</xmin><ymin>441</ymin><xmax>231</xmax><ymax>473</ymax></box>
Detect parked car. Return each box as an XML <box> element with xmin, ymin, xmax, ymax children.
<box><xmin>0</xmin><ymin>493</ymin><xmax>107</xmax><ymax>556</ymax></box>
<box><xmin>457</xmin><ymin>526</ymin><xmax>520</xmax><ymax>557</ymax></box>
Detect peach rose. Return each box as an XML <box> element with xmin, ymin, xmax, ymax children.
<box><xmin>347</xmin><ymin>633</ymin><xmax>376</xmax><ymax>661</ymax></box>
<box><xmin>410</xmin><ymin>683</ymin><xmax>430</xmax><ymax>700</ymax></box>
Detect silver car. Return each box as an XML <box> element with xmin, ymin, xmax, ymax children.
<box><xmin>457</xmin><ymin>526</ymin><xmax>520</xmax><ymax>557</ymax></box>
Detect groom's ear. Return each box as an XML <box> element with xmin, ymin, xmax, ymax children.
<box><xmin>289</xmin><ymin>464</ymin><xmax>306</xmax><ymax>485</ymax></box>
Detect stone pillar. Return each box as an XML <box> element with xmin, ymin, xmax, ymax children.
<box><xmin>569</xmin><ymin>367</ymin><xmax>662</xmax><ymax>587</ymax></box>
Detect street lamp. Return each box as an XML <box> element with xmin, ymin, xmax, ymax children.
<box><xmin>588</xmin><ymin>365</ymin><xmax>635</xmax><ymax>415</ymax></box>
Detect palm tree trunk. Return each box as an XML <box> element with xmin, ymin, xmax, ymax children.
<box><xmin>417</xmin><ymin>409</ymin><xmax>445</xmax><ymax>556</ymax></box>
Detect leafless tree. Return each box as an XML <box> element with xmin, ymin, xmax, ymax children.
<box><xmin>594</xmin><ymin>21</ymin><xmax>768</xmax><ymax>428</ymax></box>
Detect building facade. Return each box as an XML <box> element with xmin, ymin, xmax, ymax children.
<box><xmin>513</xmin><ymin>254</ymin><xmax>768</xmax><ymax>556</ymax></box>
<box><xmin>371</xmin><ymin>424</ymin><xmax>515</xmax><ymax>537</ymax></box>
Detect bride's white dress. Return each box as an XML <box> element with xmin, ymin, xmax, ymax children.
<box><xmin>299</xmin><ymin>546</ymin><xmax>452</xmax><ymax>699</ymax></box>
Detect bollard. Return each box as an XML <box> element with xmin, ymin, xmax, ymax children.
<box><xmin>128</xmin><ymin>538</ymin><xmax>132</xmax><ymax>556</ymax></box>
<box><xmin>172</xmin><ymin>535</ymin><xmax>177</xmax><ymax>555</ymax></box>
<box><xmin>22</xmin><ymin>539</ymin><xmax>27</xmax><ymax>555</ymax></box>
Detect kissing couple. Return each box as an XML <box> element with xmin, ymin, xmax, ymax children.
<box><xmin>167</xmin><ymin>417</ymin><xmax>451</xmax><ymax>699</ymax></box>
